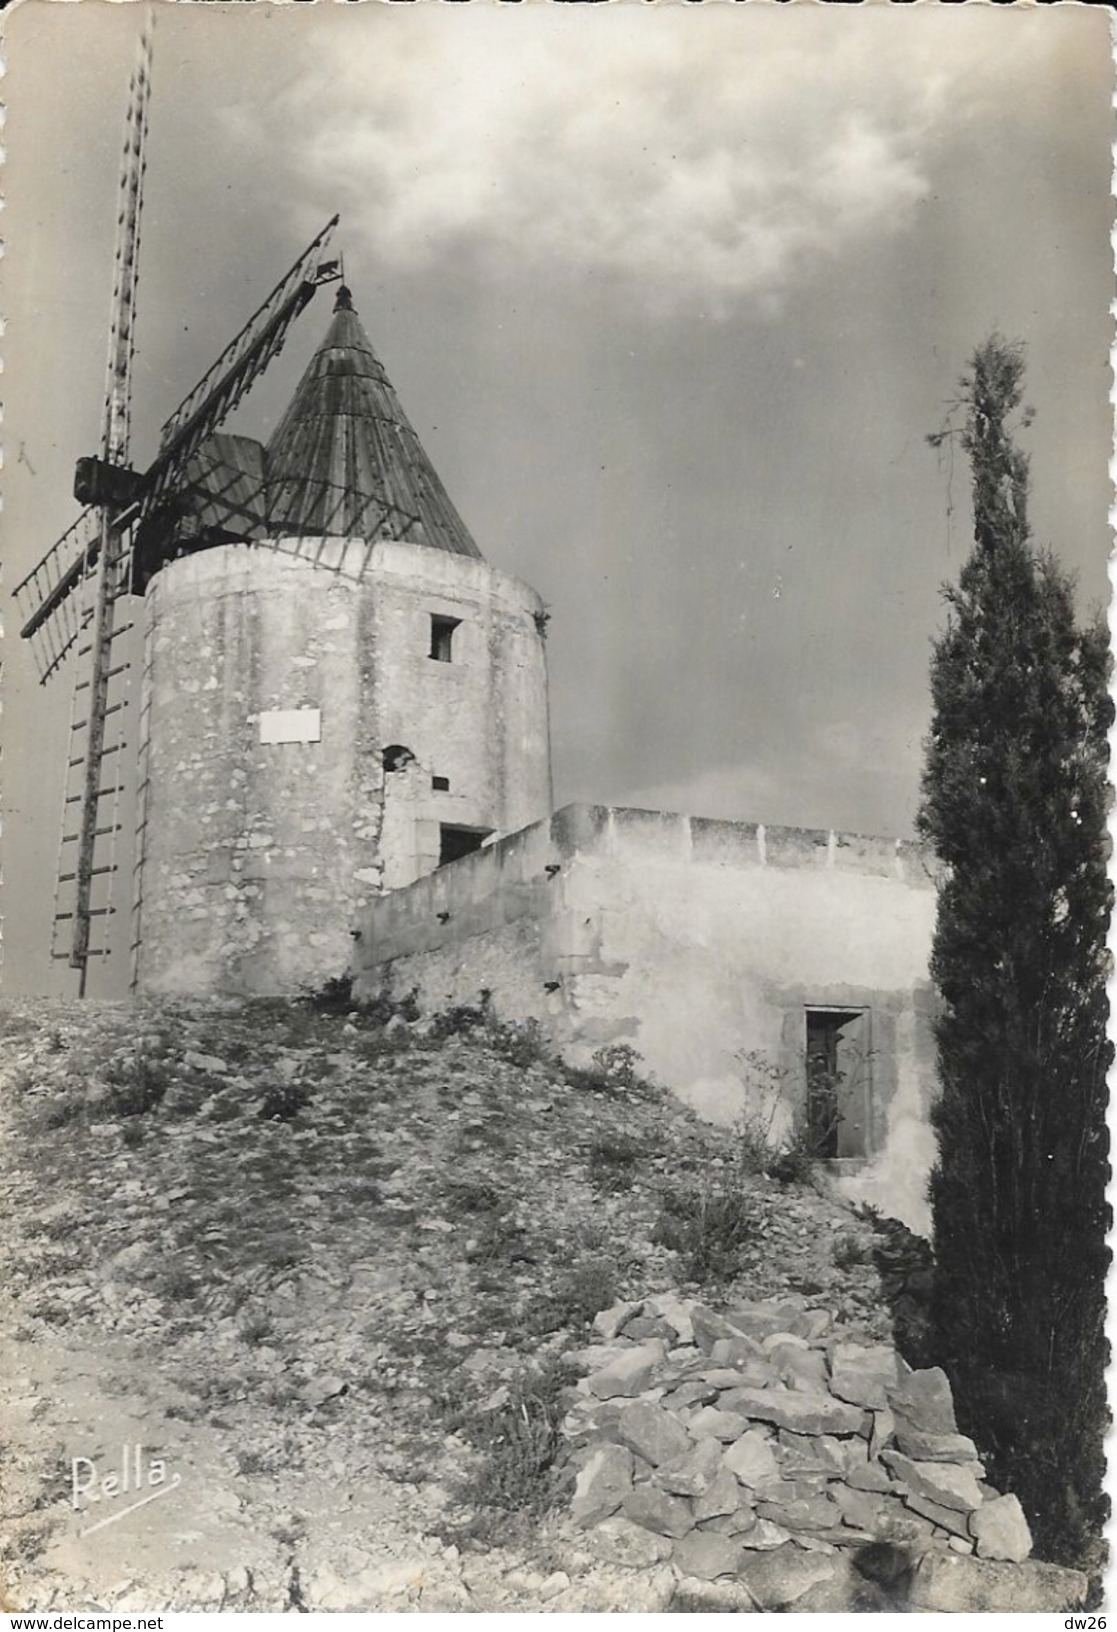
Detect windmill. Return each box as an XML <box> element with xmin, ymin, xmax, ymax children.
<box><xmin>12</xmin><ymin>20</ymin><xmax>425</xmax><ymax>996</ymax></box>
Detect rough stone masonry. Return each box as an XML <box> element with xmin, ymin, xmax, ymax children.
<box><xmin>557</xmin><ymin>1291</ymin><xmax>1088</xmax><ymax>1613</ymax></box>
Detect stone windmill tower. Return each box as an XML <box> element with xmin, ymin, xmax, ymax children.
<box><xmin>133</xmin><ymin>285</ymin><xmax>553</xmax><ymax>994</ymax></box>
<box><xmin>15</xmin><ymin>27</ymin><xmax>550</xmax><ymax>999</ymax></box>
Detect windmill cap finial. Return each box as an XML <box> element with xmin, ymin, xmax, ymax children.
<box><xmin>334</xmin><ymin>284</ymin><xmax>355</xmax><ymax>313</ymax></box>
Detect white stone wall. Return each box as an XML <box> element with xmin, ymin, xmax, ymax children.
<box><xmin>354</xmin><ymin>806</ymin><xmax>940</xmax><ymax>1232</ymax></box>
<box><xmin>133</xmin><ymin>538</ymin><xmax>551</xmax><ymax>995</ymax></box>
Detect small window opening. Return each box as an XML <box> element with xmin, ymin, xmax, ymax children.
<box><xmin>805</xmin><ymin>1008</ymin><xmax>870</xmax><ymax>1159</ymax></box>
<box><xmin>383</xmin><ymin>744</ymin><xmax>416</xmax><ymax>773</ymax></box>
<box><xmin>432</xmin><ymin>775</ymin><xmax>451</xmax><ymax>792</ymax></box>
<box><xmin>439</xmin><ymin>824</ymin><xmax>489</xmax><ymax>867</ymax></box>
<box><xmin>430</xmin><ymin>615</ymin><xmax>461</xmax><ymax>662</ymax></box>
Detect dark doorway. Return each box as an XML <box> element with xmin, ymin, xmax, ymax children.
<box><xmin>805</xmin><ymin>1008</ymin><xmax>870</xmax><ymax>1158</ymax></box>
<box><xmin>438</xmin><ymin>824</ymin><xmax>490</xmax><ymax>867</ymax></box>
<box><xmin>430</xmin><ymin>615</ymin><xmax>461</xmax><ymax>663</ymax></box>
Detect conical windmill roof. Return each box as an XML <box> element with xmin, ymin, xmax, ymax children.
<box><xmin>266</xmin><ymin>286</ymin><xmax>483</xmax><ymax>558</ymax></box>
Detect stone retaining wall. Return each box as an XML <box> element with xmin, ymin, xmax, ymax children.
<box><xmin>558</xmin><ymin>1291</ymin><xmax>1087</xmax><ymax>1613</ymax></box>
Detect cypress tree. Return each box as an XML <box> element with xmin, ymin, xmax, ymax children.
<box><xmin>917</xmin><ymin>336</ymin><xmax>1111</xmax><ymax>1563</ymax></box>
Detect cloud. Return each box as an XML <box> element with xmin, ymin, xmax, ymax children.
<box><xmin>227</xmin><ymin>8</ymin><xmax>1047</xmax><ymax>315</ymax></box>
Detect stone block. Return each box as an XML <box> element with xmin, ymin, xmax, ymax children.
<box><xmin>662</xmin><ymin>1380</ymin><xmax>719</xmax><ymax>1410</ymax></box>
<box><xmin>908</xmin><ymin>1553</ymin><xmax>1087</xmax><ymax>1613</ymax></box>
<box><xmin>615</xmin><ymin>1400</ymin><xmax>693</xmax><ymax>1467</ymax></box>
<box><xmin>886</xmin><ymin>1367</ymin><xmax>958</xmax><ymax>1435</ymax></box>
<box><xmin>570</xmin><ymin>1444</ymin><xmax>635</xmax><ymax>1527</ymax></box>
<box><xmin>882</xmin><ymin>1450</ymin><xmax>984</xmax><ymax>1513</ymax></box>
<box><xmin>723</xmin><ymin>1428</ymin><xmax>781</xmax><ymax>1487</ymax></box>
<box><xmin>709</xmin><ymin>1335</ymin><xmax>766</xmax><ymax>1368</ymax></box>
<box><xmin>592</xmin><ymin>1299</ymin><xmax>643</xmax><ymax>1341</ymax></box>
<box><xmin>756</xmin><ymin>1493</ymin><xmax>842</xmax><ymax>1530</ymax></box>
<box><xmin>654</xmin><ymin>1437</ymin><xmax>722</xmax><ymax>1498</ymax></box>
<box><xmin>738</xmin><ymin>1518</ymin><xmax>793</xmax><ymax>1550</ymax></box>
<box><xmin>621</xmin><ymin>1485</ymin><xmax>693</xmax><ymax>1539</ymax></box>
<box><xmin>893</xmin><ymin>1424</ymin><xmax>979</xmax><ymax>1463</ymax></box>
<box><xmin>718</xmin><ymin>1386</ymin><xmax>865</xmax><ymax>1436</ymax></box>
<box><xmin>902</xmin><ymin>1491</ymin><xmax>972</xmax><ymax>1539</ymax></box>
<box><xmin>685</xmin><ymin>1405</ymin><xmax>750</xmax><ymax>1443</ymax></box>
<box><xmin>969</xmin><ymin>1493</ymin><xmax>1032</xmax><ymax>1562</ymax></box>
<box><xmin>828</xmin><ymin>1342</ymin><xmax>901</xmax><ymax>1409</ymax></box>
<box><xmin>736</xmin><ymin>1546</ymin><xmax>839</xmax><ymax>1608</ymax></box>
<box><xmin>847</xmin><ymin>1461</ymin><xmax>893</xmax><ymax>1494</ymax></box>
<box><xmin>671</xmin><ymin>1530</ymin><xmax>744</xmax><ymax>1581</ymax></box>
<box><xmin>693</xmin><ymin>1464</ymin><xmax>744</xmax><ymax>1523</ymax></box>
<box><xmin>587</xmin><ymin>1341</ymin><xmax>666</xmax><ymax>1399</ymax></box>
<box><xmin>585</xmin><ymin>1517</ymin><xmax>674</xmax><ymax>1569</ymax></box>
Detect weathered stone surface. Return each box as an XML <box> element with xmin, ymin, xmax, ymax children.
<box><xmin>774</xmin><ymin>1346</ymin><xmax>830</xmax><ymax>1393</ymax></box>
<box><xmin>869</xmin><ymin>1405</ymin><xmax>895</xmax><ymax>1460</ymax></box>
<box><xmin>723</xmin><ymin>1428</ymin><xmax>780</xmax><ymax>1487</ymax></box>
<box><xmin>757</xmin><ymin>1493</ymin><xmax>841</xmax><ymax>1531</ymax></box>
<box><xmin>622</xmin><ymin>1315</ymin><xmax>678</xmax><ymax>1343</ymax></box>
<box><xmin>592</xmin><ymin>1299</ymin><xmax>643</xmax><ymax>1342</ymax></box>
<box><xmin>727</xmin><ymin>1301</ymin><xmax>804</xmax><ymax>1341</ymax></box>
<box><xmin>737</xmin><ymin>1546</ymin><xmax>838</xmax><ymax>1608</ymax></box>
<box><xmin>738</xmin><ymin>1518</ymin><xmax>793</xmax><ymax>1550</ymax></box>
<box><xmin>908</xmin><ymin>1554</ymin><xmax>1087</xmax><ymax>1613</ymax></box>
<box><xmin>794</xmin><ymin>1308</ymin><xmax>832</xmax><ymax>1342</ymax></box>
<box><xmin>831</xmin><ymin>1483</ymin><xmax>894</xmax><ymax>1532</ymax></box>
<box><xmin>778</xmin><ymin>1429</ymin><xmax>846</xmax><ymax>1476</ymax></box>
<box><xmin>585</xmin><ymin>1516</ymin><xmax>674</xmax><ymax>1568</ymax></box>
<box><xmin>615</xmin><ymin>1399</ymin><xmax>693</xmax><ymax>1467</ymax></box>
<box><xmin>893</xmin><ymin>1423</ymin><xmax>979</xmax><ymax>1463</ymax></box>
<box><xmin>672</xmin><ymin>1530</ymin><xmax>744</xmax><ymax>1581</ymax></box>
<box><xmin>887</xmin><ymin>1367</ymin><xmax>958</xmax><ymax>1435</ymax></box>
<box><xmin>587</xmin><ymin>1341</ymin><xmax>666</xmax><ymax>1399</ymax></box>
<box><xmin>708</xmin><ymin>1335</ymin><xmax>766</xmax><ymax>1369</ymax></box>
<box><xmin>669</xmin><ymin>1577</ymin><xmax>757</xmax><ymax>1613</ymax></box>
<box><xmin>847</xmin><ymin>1460</ymin><xmax>893</xmax><ymax>1494</ymax></box>
<box><xmin>648</xmin><ymin>1293</ymin><xmax>694</xmax><ymax>1345</ymax></box>
<box><xmin>903</xmin><ymin>1491</ymin><xmax>972</xmax><ymax>1539</ymax></box>
<box><xmin>969</xmin><ymin>1494</ymin><xmax>1032</xmax><ymax>1562</ymax></box>
<box><xmin>621</xmin><ymin>1485</ymin><xmax>694</xmax><ymax>1538</ymax></box>
<box><xmin>883</xmin><ymin>1451</ymin><xmax>984</xmax><ymax>1513</ymax></box>
<box><xmin>690</xmin><ymin>1305</ymin><xmax>749</xmax><ymax>1352</ymax></box>
<box><xmin>685</xmin><ymin>1405</ymin><xmax>750</xmax><ymax>1442</ymax></box>
<box><xmin>654</xmin><ymin>1436</ymin><xmax>722</xmax><ymax>1498</ymax></box>
<box><xmin>697</xmin><ymin>1503</ymin><xmax>759</xmax><ymax>1536</ymax></box>
<box><xmin>719</xmin><ymin>1386</ymin><xmax>864</xmax><ymax>1436</ymax></box>
<box><xmin>662</xmin><ymin>1379</ymin><xmax>719</xmax><ymax>1410</ymax></box>
<box><xmin>828</xmin><ymin>1342</ymin><xmax>901</xmax><ymax>1409</ymax></box>
<box><xmin>762</xmin><ymin>1330</ymin><xmax>809</xmax><ymax>1353</ymax></box>
<box><xmin>565</xmin><ymin>1343</ymin><xmax>632</xmax><ymax>1375</ymax></box>
<box><xmin>570</xmin><ymin>1444</ymin><xmax>635</xmax><ymax>1527</ymax></box>
<box><xmin>693</xmin><ymin>1463</ymin><xmax>744</xmax><ymax>1523</ymax></box>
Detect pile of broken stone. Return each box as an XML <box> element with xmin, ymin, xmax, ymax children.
<box><xmin>560</xmin><ymin>1291</ymin><xmax>1035</xmax><ymax>1593</ymax></box>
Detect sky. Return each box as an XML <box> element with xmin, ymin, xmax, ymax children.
<box><xmin>3</xmin><ymin>1</ymin><xmax>1113</xmax><ymax>998</ymax></box>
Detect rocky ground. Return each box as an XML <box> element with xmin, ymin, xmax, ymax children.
<box><xmin>0</xmin><ymin>993</ymin><xmax>977</xmax><ymax>1611</ymax></box>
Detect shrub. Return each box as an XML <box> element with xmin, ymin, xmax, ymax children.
<box><xmin>102</xmin><ymin>1050</ymin><xmax>169</xmax><ymax>1117</ymax></box>
<box><xmin>429</xmin><ymin>991</ymin><xmax>494</xmax><ymax>1041</ymax></box>
<box><xmin>566</xmin><ymin>1042</ymin><xmax>652</xmax><ymax>1098</ymax></box>
<box><xmin>832</xmin><ymin>1230</ymin><xmax>870</xmax><ymax>1270</ymax></box>
<box><xmin>454</xmin><ymin>1359</ymin><xmax>575</xmax><ymax>1538</ymax></box>
<box><xmin>654</xmin><ymin>1178</ymin><xmax>758</xmax><ymax>1284</ymax></box>
<box><xmin>526</xmin><ymin>1258</ymin><xmax>619</xmax><ymax>1336</ymax></box>
<box><xmin>303</xmin><ymin>973</ymin><xmax>355</xmax><ymax>1014</ymax></box>
<box><xmin>587</xmin><ymin>1133</ymin><xmax>645</xmax><ymax>1192</ymax></box>
<box><xmin>258</xmin><ymin>1078</ymin><xmax>311</xmax><ymax>1122</ymax></box>
<box><xmin>489</xmin><ymin>1016</ymin><xmax>552</xmax><ymax>1069</ymax></box>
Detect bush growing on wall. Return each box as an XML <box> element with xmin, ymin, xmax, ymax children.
<box><xmin>918</xmin><ymin>336</ymin><xmax>1111</xmax><ymax>1564</ymax></box>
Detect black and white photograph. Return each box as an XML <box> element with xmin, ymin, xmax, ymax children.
<box><xmin>1</xmin><ymin>0</ymin><xmax>1112</xmax><ymax>1615</ymax></box>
